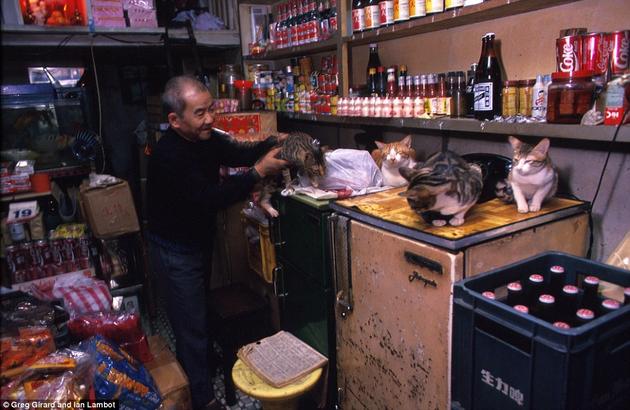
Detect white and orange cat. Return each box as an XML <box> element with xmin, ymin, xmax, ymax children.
<box><xmin>371</xmin><ymin>135</ymin><xmax>417</xmax><ymax>187</ymax></box>
<box><xmin>504</xmin><ymin>136</ymin><xmax>558</xmax><ymax>213</ymax></box>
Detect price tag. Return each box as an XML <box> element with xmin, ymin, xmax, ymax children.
<box><xmin>7</xmin><ymin>200</ymin><xmax>39</xmax><ymax>224</ymax></box>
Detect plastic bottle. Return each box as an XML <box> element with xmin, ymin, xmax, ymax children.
<box><xmin>531</xmin><ymin>74</ymin><xmax>547</xmax><ymax>119</ymax></box>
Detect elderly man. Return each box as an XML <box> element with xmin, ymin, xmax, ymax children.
<box><xmin>147</xmin><ymin>75</ymin><xmax>287</xmax><ymax>410</ymax></box>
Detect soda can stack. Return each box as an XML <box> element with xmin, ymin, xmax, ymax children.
<box><xmin>5</xmin><ymin>236</ymin><xmax>95</xmax><ymax>285</ymax></box>
<box><xmin>556</xmin><ymin>30</ymin><xmax>629</xmax><ymax>77</ymax></box>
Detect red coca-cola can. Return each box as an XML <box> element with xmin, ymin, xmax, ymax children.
<box><xmin>556</xmin><ymin>35</ymin><xmax>582</xmax><ymax>73</ymax></box>
<box><xmin>582</xmin><ymin>32</ymin><xmax>611</xmax><ymax>76</ymax></box>
<box><xmin>609</xmin><ymin>30</ymin><xmax>630</xmax><ymax>75</ymax></box>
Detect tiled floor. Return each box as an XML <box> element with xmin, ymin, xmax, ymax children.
<box><xmin>150</xmin><ymin>302</ymin><xmax>262</xmax><ymax>410</ymax></box>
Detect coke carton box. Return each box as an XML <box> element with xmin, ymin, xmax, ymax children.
<box><xmin>452</xmin><ymin>252</ymin><xmax>630</xmax><ymax>410</ymax></box>
<box><xmin>214</xmin><ymin>112</ymin><xmax>277</xmax><ymax>142</ymax></box>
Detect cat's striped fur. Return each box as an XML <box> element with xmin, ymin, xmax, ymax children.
<box><xmin>258</xmin><ymin>131</ymin><xmax>326</xmax><ymax>217</ymax></box>
<box><xmin>502</xmin><ymin>136</ymin><xmax>558</xmax><ymax>213</ymax></box>
<box><xmin>371</xmin><ymin>135</ymin><xmax>417</xmax><ymax>187</ymax></box>
<box><xmin>399</xmin><ymin>150</ymin><xmax>483</xmax><ymax>226</ymax></box>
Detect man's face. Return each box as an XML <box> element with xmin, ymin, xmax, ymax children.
<box><xmin>169</xmin><ymin>87</ymin><xmax>215</xmax><ymax>142</ymax></box>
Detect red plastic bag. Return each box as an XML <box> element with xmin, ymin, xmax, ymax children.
<box><xmin>68</xmin><ymin>312</ymin><xmax>152</xmax><ymax>363</ymax></box>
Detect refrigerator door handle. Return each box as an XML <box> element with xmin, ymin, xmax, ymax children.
<box><xmin>404</xmin><ymin>250</ymin><xmax>443</xmax><ymax>275</ymax></box>
<box><xmin>273</xmin><ymin>266</ymin><xmax>288</xmax><ymax>298</ymax></box>
<box><xmin>329</xmin><ymin>213</ymin><xmax>353</xmax><ymax>318</ymax></box>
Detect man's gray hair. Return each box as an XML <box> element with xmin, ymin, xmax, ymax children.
<box><xmin>161</xmin><ymin>75</ymin><xmax>209</xmax><ymax>117</ymax></box>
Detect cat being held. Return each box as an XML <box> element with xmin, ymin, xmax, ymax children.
<box><xmin>399</xmin><ymin>150</ymin><xmax>483</xmax><ymax>227</ymax></box>
<box><xmin>371</xmin><ymin>135</ymin><xmax>417</xmax><ymax>187</ymax></box>
<box><xmin>258</xmin><ymin>131</ymin><xmax>327</xmax><ymax>217</ymax></box>
<box><xmin>501</xmin><ymin>136</ymin><xmax>558</xmax><ymax>213</ymax></box>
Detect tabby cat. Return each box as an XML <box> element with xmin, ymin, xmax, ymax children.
<box><xmin>371</xmin><ymin>135</ymin><xmax>417</xmax><ymax>187</ymax></box>
<box><xmin>258</xmin><ymin>131</ymin><xmax>327</xmax><ymax>217</ymax></box>
<box><xmin>499</xmin><ymin>136</ymin><xmax>558</xmax><ymax>213</ymax></box>
<box><xmin>399</xmin><ymin>151</ymin><xmax>483</xmax><ymax>226</ymax></box>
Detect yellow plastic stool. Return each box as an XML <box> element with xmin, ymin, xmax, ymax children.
<box><xmin>232</xmin><ymin>359</ymin><xmax>323</xmax><ymax>410</ymax></box>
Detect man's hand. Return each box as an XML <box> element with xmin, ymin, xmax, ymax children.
<box><xmin>254</xmin><ymin>147</ymin><xmax>288</xmax><ymax>178</ymax></box>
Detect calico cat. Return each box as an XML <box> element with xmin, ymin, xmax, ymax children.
<box><xmin>399</xmin><ymin>151</ymin><xmax>483</xmax><ymax>226</ymax></box>
<box><xmin>371</xmin><ymin>135</ymin><xmax>417</xmax><ymax>187</ymax></box>
<box><xmin>258</xmin><ymin>131</ymin><xmax>327</xmax><ymax>217</ymax></box>
<box><xmin>500</xmin><ymin>136</ymin><xmax>558</xmax><ymax>213</ymax></box>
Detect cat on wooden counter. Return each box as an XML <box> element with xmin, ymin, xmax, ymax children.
<box><xmin>496</xmin><ymin>136</ymin><xmax>558</xmax><ymax>213</ymax></box>
<box><xmin>258</xmin><ymin>131</ymin><xmax>327</xmax><ymax>217</ymax></box>
<box><xmin>371</xmin><ymin>135</ymin><xmax>417</xmax><ymax>187</ymax></box>
<box><xmin>399</xmin><ymin>150</ymin><xmax>483</xmax><ymax>227</ymax></box>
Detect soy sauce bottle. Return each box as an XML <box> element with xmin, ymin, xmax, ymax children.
<box><xmin>474</xmin><ymin>33</ymin><xmax>503</xmax><ymax>120</ymax></box>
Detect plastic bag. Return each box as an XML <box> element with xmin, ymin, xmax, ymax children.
<box><xmin>52</xmin><ymin>274</ymin><xmax>112</xmax><ymax>316</ymax></box>
<box><xmin>68</xmin><ymin>312</ymin><xmax>152</xmax><ymax>363</ymax></box>
<box><xmin>1</xmin><ymin>347</ymin><xmax>94</xmax><ymax>402</ymax></box>
<box><xmin>304</xmin><ymin>149</ymin><xmax>383</xmax><ymax>191</ymax></box>
<box><xmin>79</xmin><ymin>336</ymin><xmax>161</xmax><ymax>410</ymax></box>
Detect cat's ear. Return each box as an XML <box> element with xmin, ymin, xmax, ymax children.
<box><xmin>375</xmin><ymin>141</ymin><xmax>386</xmax><ymax>149</ymax></box>
<box><xmin>401</xmin><ymin>135</ymin><xmax>412</xmax><ymax>147</ymax></box>
<box><xmin>508</xmin><ymin>136</ymin><xmax>522</xmax><ymax>150</ymax></box>
<box><xmin>399</xmin><ymin>166</ymin><xmax>416</xmax><ymax>181</ymax></box>
<box><xmin>532</xmin><ymin>138</ymin><xmax>550</xmax><ymax>155</ymax></box>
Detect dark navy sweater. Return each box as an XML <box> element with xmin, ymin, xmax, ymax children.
<box><xmin>147</xmin><ymin>127</ymin><xmax>276</xmax><ymax>249</ymax></box>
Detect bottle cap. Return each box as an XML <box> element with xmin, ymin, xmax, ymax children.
<box><xmin>529</xmin><ymin>274</ymin><xmax>544</xmax><ymax>283</ymax></box>
<box><xmin>507</xmin><ymin>281</ymin><xmax>522</xmax><ymax>292</ymax></box>
<box><xmin>538</xmin><ymin>294</ymin><xmax>555</xmax><ymax>304</ymax></box>
<box><xmin>576</xmin><ymin>309</ymin><xmax>595</xmax><ymax>320</ymax></box>
<box><xmin>562</xmin><ymin>285</ymin><xmax>579</xmax><ymax>295</ymax></box>
<box><xmin>553</xmin><ymin>321</ymin><xmax>571</xmax><ymax>329</ymax></box>
<box><xmin>625</xmin><ymin>287</ymin><xmax>630</xmax><ymax>297</ymax></box>
<box><xmin>482</xmin><ymin>291</ymin><xmax>496</xmax><ymax>300</ymax></box>
<box><xmin>514</xmin><ymin>305</ymin><xmax>529</xmax><ymax>314</ymax></box>
<box><xmin>550</xmin><ymin>265</ymin><xmax>565</xmax><ymax>274</ymax></box>
<box><xmin>369</xmin><ymin>43</ymin><xmax>378</xmax><ymax>48</ymax></box>
<box><xmin>602</xmin><ymin>299</ymin><xmax>621</xmax><ymax>310</ymax></box>
<box><xmin>584</xmin><ymin>276</ymin><xmax>600</xmax><ymax>285</ymax></box>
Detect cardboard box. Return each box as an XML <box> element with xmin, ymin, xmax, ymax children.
<box><xmin>79</xmin><ymin>180</ymin><xmax>140</xmax><ymax>239</ymax></box>
<box><xmin>146</xmin><ymin>335</ymin><xmax>192</xmax><ymax>410</ymax></box>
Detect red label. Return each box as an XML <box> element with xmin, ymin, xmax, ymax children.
<box><xmin>604</xmin><ymin>107</ymin><xmax>624</xmax><ymax>125</ymax></box>
<box><xmin>352</xmin><ymin>8</ymin><xmax>366</xmax><ymax>32</ymax></box>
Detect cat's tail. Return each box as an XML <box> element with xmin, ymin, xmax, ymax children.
<box><xmin>495</xmin><ymin>178</ymin><xmax>514</xmax><ymax>203</ymax></box>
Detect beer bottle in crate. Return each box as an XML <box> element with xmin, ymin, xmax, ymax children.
<box><xmin>575</xmin><ymin>308</ymin><xmax>595</xmax><ymax>327</ymax></box>
<box><xmin>559</xmin><ymin>285</ymin><xmax>579</xmax><ymax>323</ymax></box>
<box><xmin>599</xmin><ymin>299</ymin><xmax>621</xmax><ymax>316</ymax></box>
<box><xmin>482</xmin><ymin>291</ymin><xmax>496</xmax><ymax>300</ymax></box>
<box><xmin>581</xmin><ymin>275</ymin><xmax>600</xmax><ymax>311</ymax></box>
<box><xmin>506</xmin><ymin>281</ymin><xmax>524</xmax><ymax>306</ymax></box>
<box><xmin>513</xmin><ymin>304</ymin><xmax>529</xmax><ymax>314</ymax></box>
<box><xmin>535</xmin><ymin>294</ymin><xmax>556</xmax><ymax>322</ymax></box>
<box><xmin>526</xmin><ymin>273</ymin><xmax>545</xmax><ymax>305</ymax></box>
<box><xmin>553</xmin><ymin>321</ymin><xmax>571</xmax><ymax>330</ymax></box>
<box><xmin>549</xmin><ymin>265</ymin><xmax>566</xmax><ymax>295</ymax></box>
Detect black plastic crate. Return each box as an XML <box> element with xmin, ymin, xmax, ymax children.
<box><xmin>452</xmin><ymin>252</ymin><xmax>630</xmax><ymax>410</ymax></box>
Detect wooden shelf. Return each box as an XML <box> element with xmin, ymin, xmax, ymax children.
<box><xmin>278</xmin><ymin>112</ymin><xmax>630</xmax><ymax>143</ymax></box>
<box><xmin>244</xmin><ymin>36</ymin><xmax>338</xmax><ymax>60</ymax></box>
<box><xmin>1</xmin><ymin>191</ymin><xmax>51</xmax><ymax>203</ymax></box>
<box><xmin>0</xmin><ymin>25</ymin><xmax>240</xmax><ymax>47</ymax></box>
<box><xmin>344</xmin><ymin>0</ymin><xmax>579</xmax><ymax>46</ymax></box>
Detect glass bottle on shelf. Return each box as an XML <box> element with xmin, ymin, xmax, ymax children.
<box><xmin>352</xmin><ymin>0</ymin><xmax>367</xmax><ymax>33</ymax></box>
<box><xmin>367</xmin><ymin>68</ymin><xmax>378</xmax><ymax>95</ymax></box>
<box><xmin>329</xmin><ymin>0</ymin><xmax>338</xmax><ymax>34</ymax></box>
<box><xmin>367</xmin><ymin>43</ymin><xmax>382</xmax><ymax>86</ymax></box>
<box><xmin>465</xmin><ymin>63</ymin><xmax>477</xmax><ymax>117</ymax></box>
<box><xmin>474</xmin><ymin>33</ymin><xmax>503</xmax><ymax>120</ymax></box>
<box><xmin>386</xmin><ymin>67</ymin><xmax>397</xmax><ymax>97</ymax></box>
<box><xmin>377</xmin><ymin>66</ymin><xmax>387</xmax><ymax>96</ymax></box>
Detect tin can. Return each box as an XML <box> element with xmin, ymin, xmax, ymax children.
<box><xmin>5</xmin><ymin>245</ymin><xmax>20</xmax><ymax>275</ymax></box>
<box><xmin>609</xmin><ymin>30</ymin><xmax>630</xmax><ymax>75</ymax></box>
<box><xmin>380</xmin><ymin>0</ymin><xmax>394</xmax><ymax>26</ymax></box>
<box><xmin>582</xmin><ymin>32</ymin><xmax>610</xmax><ymax>76</ymax></box>
<box><xmin>409</xmin><ymin>0</ymin><xmax>426</xmax><ymax>18</ymax></box>
<box><xmin>9</xmin><ymin>222</ymin><xmax>27</xmax><ymax>242</ymax></box>
<box><xmin>425</xmin><ymin>0</ymin><xmax>444</xmax><ymax>14</ymax></box>
<box><xmin>556</xmin><ymin>35</ymin><xmax>582</xmax><ymax>73</ymax></box>
<box><xmin>445</xmin><ymin>0</ymin><xmax>464</xmax><ymax>10</ymax></box>
<box><xmin>502</xmin><ymin>80</ymin><xmax>519</xmax><ymax>116</ymax></box>
<box><xmin>394</xmin><ymin>0</ymin><xmax>410</xmax><ymax>22</ymax></box>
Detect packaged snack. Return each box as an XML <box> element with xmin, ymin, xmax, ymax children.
<box><xmin>79</xmin><ymin>336</ymin><xmax>161</xmax><ymax>410</ymax></box>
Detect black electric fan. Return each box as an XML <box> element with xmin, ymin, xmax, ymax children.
<box><xmin>72</xmin><ymin>129</ymin><xmax>106</xmax><ymax>173</ymax></box>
